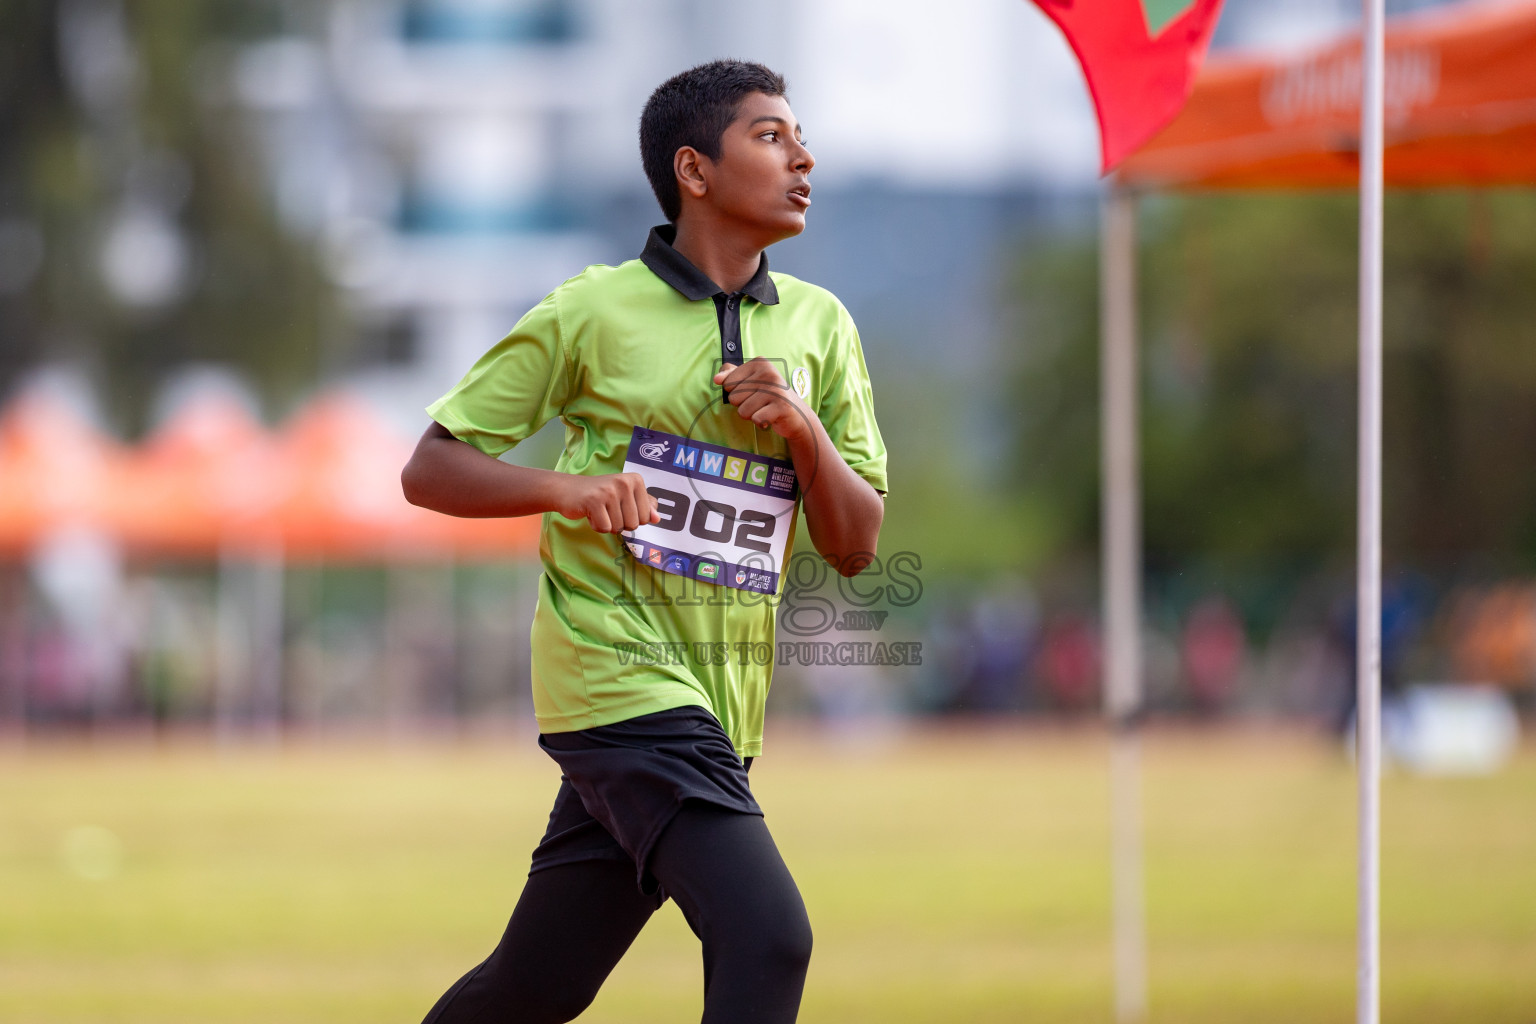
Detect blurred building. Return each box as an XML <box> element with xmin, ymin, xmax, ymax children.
<box><xmin>225</xmin><ymin>0</ymin><xmax>1435</xmax><ymax>445</ymax></box>
<box><xmin>233</xmin><ymin>0</ymin><xmax>609</xmax><ymax>418</ymax></box>
<box><xmin>224</xmin><ymin>0</ymin><xmax>1112</xmax><ymax>441</ymax></box>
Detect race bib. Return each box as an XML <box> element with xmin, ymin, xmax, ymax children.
<box><xmin>620</xmin><ymin>427</ymin><xmax>798</xmax><ymax>594</ymax></box>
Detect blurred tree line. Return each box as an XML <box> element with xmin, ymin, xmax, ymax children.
<box><xmin>0</xmin><ymin>0</ymin><xmax>326</xmax><ymax>434</ymax></box>
<box><xmin>1009</xmin><ymin>190</ymin><xmax>1536</xmax><ymax>586</ymax></box>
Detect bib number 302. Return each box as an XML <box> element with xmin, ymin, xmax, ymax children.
<box><xmin>648</xmin><ymin>486</ymin><xmax>774</xmax><ymax>553</ymax></box>
<box><xmin>620</xmin><ymin>425</ymin><xmax>797</xmax><ymax>594</ymax></box>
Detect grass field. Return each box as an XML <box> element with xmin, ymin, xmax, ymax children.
<box><xmin>1</xmin><ymin>723</ymin><xmax>1532</xmax><ymax>1023</ymax></box>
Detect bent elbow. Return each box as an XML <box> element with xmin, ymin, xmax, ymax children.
<box><xmin>400</xmin><ymin>461</ymin><xmax>430</xmax><ymax>509</ymax></box>
<box><xmin>835</xmin><ymin>544</ymin><xmax>880</xmax><ymax>578</ymax></box>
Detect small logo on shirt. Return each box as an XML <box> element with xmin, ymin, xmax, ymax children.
<box><xmin>638</xmin><ymin>439</ymin><xmax>671</xmax><ymax>461</ymax></box>
<box><xmin>791</xmin><ymin>366</ymin><xmax>811</xmax><ymax>399</ymax></box>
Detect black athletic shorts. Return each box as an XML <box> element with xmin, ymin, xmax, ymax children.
<box><xmin>531</xmin><ymin>705</ymin><xmax>761</xmax><ymax>896</ymax></box>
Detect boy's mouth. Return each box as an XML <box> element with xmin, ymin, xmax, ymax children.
<box><xmin>787</xmin><ymin>183</ymin><xmax>812</xmax><ymax>208</ymax></box>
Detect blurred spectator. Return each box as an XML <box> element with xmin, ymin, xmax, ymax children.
<box><xmin>921</xmin><ymin>582</ymin><xmax>1040</xmax><ymax>713</ymax></box>
<box><xmin>1448</xmin><ymin>583</ymin><xmax>1536</xmax><ymax>692</ymax></box>
<box><xmin>802</xmin><ymin>663</ymin><xmax>900</xmax><ymax>732</ymax></box>
<box><xmin>1180</xmin><ymin>596</ymin><xmax>1246</xmax><ymax>715</ymax></box>
<box><xmin>1038</xmin><ymin>612</ymin><xmax>1099</xmax><ymax>713</ymax></box>
<box><xmin>960</xmin><ymin>582</ymin><xmax>1040</xmax><ymax>712</ymax></box>
<box><xmin>28</xmin><ymin>526</ymin><xmax>131</xmax><ymax>724</ymax></box>
<box><xmin>1329</xmin><ymin>578</ymin><xmax>1424</xmax><ymax>735</ymax></box>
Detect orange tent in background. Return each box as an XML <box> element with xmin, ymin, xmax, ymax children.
<box><xmin>0</xmin><ymin>394</ymin><xmax>130</xmax><ymax>556</ymax></box>
<box><xmin>117</xmin><ymin>393</ymin><xmax>286</xmax><ymax>558</ymax></box>
<box><xmin>1118</xmin><ymin>0</ymin><xmax>1536</xmax><ymax>189</ymax></box>
<box><xmin>0</xmin><ymin>390</ymin><xmax>539</xmax><ymax>563</ymax></box>
<box><xmin>273</xmin><ymin>394</ymin><xmax>539</xmax><ymax>563</ymax></box>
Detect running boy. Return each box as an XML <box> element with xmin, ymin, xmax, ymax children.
<box><xmin>402</xmin><ymin>59</ymin><xmax>887</xmax><ymax>1024</ymax></box>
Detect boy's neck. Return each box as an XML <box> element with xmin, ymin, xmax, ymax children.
<box><xmin>670</xmin><ymin>217</ymin><xmax>767</xmax><ymax>296</ymax></box>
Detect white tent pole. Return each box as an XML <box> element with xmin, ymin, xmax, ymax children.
<box><xmin>1357</xmin><ymin>1</ymin><xmax>1386</xmax><ymax>1022</ymax></box>
<box><xmin>1101</xmin><ymin>187</ymin><xmax>1146</xmax><ymax>1024</ymax></box>
<box><xmin>215</xmin><ymin>542</ymin><xmax>246</xmax><ymax>744</ymax></box>
<box><xmin>250</xmin><ymin>539</ymin><xmax>285</xmax><ymax>742</ymax></box>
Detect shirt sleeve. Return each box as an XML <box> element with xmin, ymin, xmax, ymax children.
<box><xmin>425</xmin><ymin>292</ymin><xmax>571</xmax><ymax>459</ymax></box>
<box><xmin>818</xmin><ymin>306</ymin><xmax>888</xmax><ymax>496</ymax></box>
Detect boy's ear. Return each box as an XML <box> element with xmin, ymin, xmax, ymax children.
<box><xmin>674</xmin><ymin>146</ymin><xmax>709</xmax><ymax>202</ymax></box>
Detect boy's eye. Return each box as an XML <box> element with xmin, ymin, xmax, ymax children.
<box><xmin>758</xmin><ymin>129</ymin><xmax>806</xmax><ymax>145</ymax></box>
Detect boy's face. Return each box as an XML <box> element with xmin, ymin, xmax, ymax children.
<box><xmin>691</xmin><ymin>92</ymin><xmax>814</xmax><ymax>243</ymax></box>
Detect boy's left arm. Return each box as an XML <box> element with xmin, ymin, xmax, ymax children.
<box><xmin>714</xmin><ymin>360</ymin><xmax>884</xmax><ymax>576</ymax></box>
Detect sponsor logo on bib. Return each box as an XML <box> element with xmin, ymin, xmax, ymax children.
<box><xmin>638</xmin><ymin>439</ymin><xmax>671</xmax><ymax>462</ymax></box>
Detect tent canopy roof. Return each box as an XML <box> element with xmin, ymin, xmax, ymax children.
<box><xmin>1118</xmin><ymin>0</ymin><xmax>1536</xmax><ymax>189</ymax></box>
<box><xmin>0</xmin><ymin>389</ymin><xmax>538</xmax><ymax>562</ymax></box>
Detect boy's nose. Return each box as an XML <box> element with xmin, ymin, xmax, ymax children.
<box><xmin>792</xmin><ymin>140</ymin><xmax>814</xmax><ymax>173</ymax></box>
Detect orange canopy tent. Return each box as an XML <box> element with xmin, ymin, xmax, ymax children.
<box><xmin>0</xmin><ymin>394</ymin><xmax>131</xmax><ymax>557</ymax></box>
<box><xmin>271</xmin><ymin>394</ymin><xmax>539</xmax><ymax>563</ymax></box>
<box><xmin>0</xmin><ymin>390</ymin><xmax>539</xmax><ymax>563</ymax></box>
<box><xmin>1118</xmin><ymin>0</ymin><xmax>1536</xmax><ymax>190</ymax></box>
<box><xmin>115</xmin><ymin>393</ymin><xmax>287</xmax><ymax>558</ymax></box>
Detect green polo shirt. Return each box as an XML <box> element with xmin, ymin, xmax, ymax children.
<box><xmin>427</xmin><ymin>226</ymin><xmax>886</xmax><ymax>756</ymax></box>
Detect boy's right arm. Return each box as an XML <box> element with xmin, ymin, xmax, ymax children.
<box><xmin>401</xmin><ymin>421</ymin><xmax>659</xmax><ymax>533</ymax></box>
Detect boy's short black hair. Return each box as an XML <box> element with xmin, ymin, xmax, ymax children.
<box><xmin>639</xmin><ymin>60</ymin><xmax>788</xmax><ymax>223</ymax></box>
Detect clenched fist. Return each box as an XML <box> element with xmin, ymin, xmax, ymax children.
<box><xmin>713</xmin><ymin>359</ymin><xmax>817</xmax><ymax>443</ymax></box>
<box><xmin>554</xmin><ymin>473</ymin><xmax>661</xmax><ymax>533</ymax></box>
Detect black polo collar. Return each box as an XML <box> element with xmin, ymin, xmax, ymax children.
<box><xmin>640</xmin><ymin>224</ymin><xmax>779</xmax><ymax>306</ymax></box>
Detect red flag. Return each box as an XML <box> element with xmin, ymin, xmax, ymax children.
<box><xmin>1032</xmin><ymin>0</ymin><xmax>1226</xmax><ymax>173</ymax></box>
